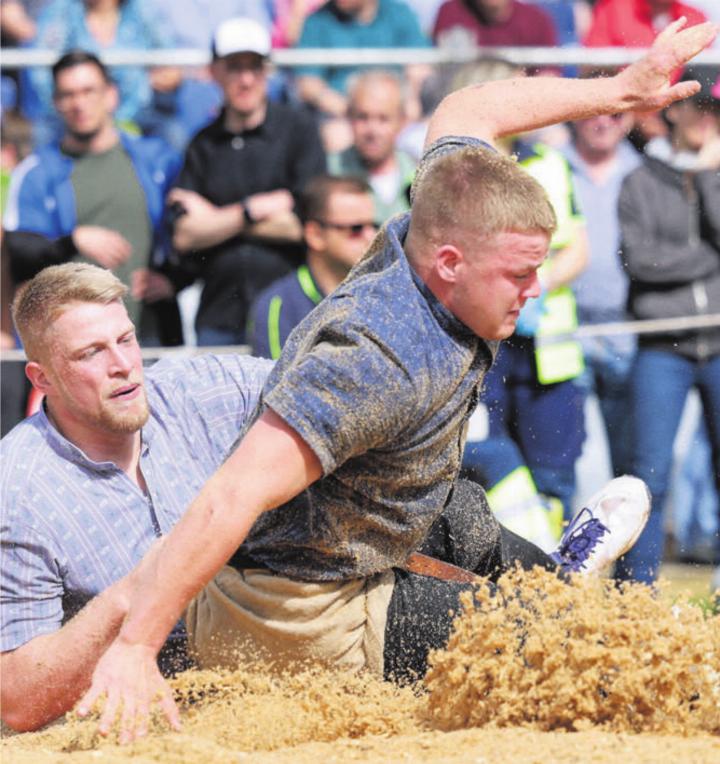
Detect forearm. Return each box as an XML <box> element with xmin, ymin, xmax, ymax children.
<box><xmin>426</xmin><ymin>20</ymin><xmax>717</xmax><ymax>147</ymax></box>
<box><xmin>117</xmin><ymin>410</ymin><xmax>322</xmax><ymax>654</ymax></box>
<box><xmin>249</xmin><ymin>211</ymin><xmax>303</xmax><ymax>243</ymax></box>
<box><xmin>1</xmin><ymin>584</ymin><xmax>128</xmax><ymax>731</ymax></box>
<box><xmin>427</xmin><ymin>76</ymin><xmax>630</xmax><ymax>148</ymax></box>
<box><xmin>173</xmin><ymin>204</ymin><xmax>245</xmax><ymax>252</ymax></box>
<box><xmin>118</xmin><ymin>472</ymin><xmax>262</xmax><ymax>652</ymax></box>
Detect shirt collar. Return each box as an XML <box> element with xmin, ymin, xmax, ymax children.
<box><xmin>385</xmin><ymin>215</ymin><xmax>486</xmax><ymax>347</ymax></box>
<box><xmin>38</xmin><ymin>402</ymin><xmax>149</xmax><ymax>473</ymax></box>
<box><xmin>210</xmin><ymin>101</ymin><xmax>275</xmax><ymax>141</ymax></box>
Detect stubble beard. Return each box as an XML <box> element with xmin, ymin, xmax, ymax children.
<box><xmin>96</xmin><ymin>388</ymin><xmax>150</xmax><ymax>434</ymax></box>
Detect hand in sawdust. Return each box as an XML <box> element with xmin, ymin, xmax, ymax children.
<box><xmin>76</xmin><ymin>638</ymin><xmax>181</xmax><ymax>744</ymax></box>
<box><xmin>617</xmin><ymin>18</ymin><xmax>718</xmax><ymax>113</ymax></box>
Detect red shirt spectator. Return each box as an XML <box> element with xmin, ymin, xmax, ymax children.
<box><xmin>433</xmin><ymin>0</ymin><xmax>558</xmax><ymax>48</ymax></box>
<box><xmin>584</xmin><ymin>0</ymin><xmax>707</xmax><ymax>48</ymax></box>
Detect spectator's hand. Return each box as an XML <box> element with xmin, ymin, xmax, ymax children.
<box><xmin>131</xmin><ymin>269</ymin><xmax>175</xmax><ymax>303</ymax></box>
<box><xmin>0</xmin><ymin>0</ymin><xmax>36</xmax><ymax>43</ymax></box>
<box><xmin>318</xmin><ymin>88</ymin><xmax>348</xmax><ymax>118</ymax></box>
<box><xmin>72</xmin><ymin>226</ymin><xmax>132</xmax><ymax>269</ymax></box>
<box><xmin>244</xmin><ymin>189</ymin><xmax>295</xmax><ymax>222</ymax></box>
<box><xmin>618</xmin><ymin>19</ymin><xmax>718</xmax><ymax>113</ymax></box>
<box><xmin>169</xmin><ymin>188</ymin><xmax>246</xmax><ymax>251</ymax></box>
<box><xmin>515</xmin><ymin>292</ymin><xmax>547</xmax><ymax>337</ymax></box>
<box><xmin>167</xmin><ymin>188</ymin><xmax>219</xmax><ymax>223</ymax></box>
<box><xmin>150</xmin><ymin>67</ymin><xmax>182</xmax><ymax>93</ymax></box>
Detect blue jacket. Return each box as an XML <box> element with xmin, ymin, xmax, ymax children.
<box><xmin>4</xmin><ymin>132</ymin><xmax>180</xmax><ymax>269</ymax></box>
<box><xmin>250</xmin><ymin>265</ymin><xmax>325</xmax><ymax>360</ymax></box>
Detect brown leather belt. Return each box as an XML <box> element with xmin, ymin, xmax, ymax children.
<box><xmin>404</xmin><ymin>552</ymin><xmax>481</xmax><ymax>584</ymax></box>
<box><xmin>230</xmin><ymin>549</ymin><xmax>480</xmax><ymax>585</ymax></box>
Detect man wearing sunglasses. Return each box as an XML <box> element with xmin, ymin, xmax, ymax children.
<box><xmin>249</xmin><ymin>175</ymin><xmax>376</xmax><ymax>359</ymax></box>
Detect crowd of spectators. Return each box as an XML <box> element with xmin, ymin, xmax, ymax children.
<box><xmin>1</xmin><ymin>0</ymin><xmax>719</xmax><ymax>587</ymax></box>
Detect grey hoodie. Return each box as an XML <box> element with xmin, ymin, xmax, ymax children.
<box><xmin>618</xmin><ymin>137</ymin><xmax>720</xmax><ymax>361</ymax></box>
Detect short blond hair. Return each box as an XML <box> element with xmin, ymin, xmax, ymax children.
<box><xmin>409</xmin><ymin>146</ymin><xmax>556</xmax><ymax>251</ymax></box>
<box><xmin>12</xmin><ymin>263</ymin><xmax>128</xmax><ymax>361</ymax></box>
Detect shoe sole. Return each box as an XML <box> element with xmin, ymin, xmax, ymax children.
<box><xmin>606</xmin><ymin>477</ymin><xmax>651</xmax><ymax>560</ymax></box>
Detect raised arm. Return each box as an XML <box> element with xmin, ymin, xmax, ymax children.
<box><xmin>425</xmin><ymin>19</ymin><xmax>718</xmax><ymax>148</ymax></box>
<box><xmin>77</xmin><ymin>408</ymin><xmax>322</xmax><ymax>742</ymax></box>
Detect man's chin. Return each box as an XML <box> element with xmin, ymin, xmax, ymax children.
<box><xmin>68</xmin><ymin>127</ymin><xmax>101</xmax><ymax>143</ymax></box>
<box><xmin>100</xmin><ymin>396</ymin><xmax>150</xmax><ymax>433</ymax></box>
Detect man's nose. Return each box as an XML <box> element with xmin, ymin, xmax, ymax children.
<box><xmin>525</xmin><ymin>273</ymin><xmax>543</xmax><ymax>299</ymax></box>
<box><xmin>108</xmin><ymin>345</ymin><xmax>133</xmax><ymax>374</ymax></box>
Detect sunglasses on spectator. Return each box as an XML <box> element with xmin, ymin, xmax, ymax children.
<box><xmin>314</xmin><ymin>220</ymin><xmax>378</xmax><ymax>236</ymax></box>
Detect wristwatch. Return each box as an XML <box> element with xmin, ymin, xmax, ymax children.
<box><xmin>242</xmin><ymin>199</ymin><xmax>256</xmax><ymax>226</ymax></box>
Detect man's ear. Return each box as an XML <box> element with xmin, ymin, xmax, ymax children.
<box><xmin>434</xmin><ymin>244</ymin><xmax>463</xmax><ymax>284</ymax></box>
<box><xmin>304</xmin><ymin>220</ymin><xmax>326</xmax><ymax>253</ymax></box>
<box><xmin>25</xmin><ymin>361</ymin><xmax>54</xmax><ymax>396</ymax></box>
<box><xmin>210</xmin><ymin>60</ymin><xmax>224</xmax><ymax>85</ymax></box>
<box><xmin>105</xmin><ymin>82</ymin><xmax>120</xmax><ymax>115</ymax></box>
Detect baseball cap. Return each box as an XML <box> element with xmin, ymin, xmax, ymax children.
<box><xmin>211</xmin><ymin>17</ymin><xmax>271</xmax><ymax>60</ymax></box>
<box><xmin>680</xmin><ymin>66</ymin><xmax>720</xmax><ymax>111</ymax></box>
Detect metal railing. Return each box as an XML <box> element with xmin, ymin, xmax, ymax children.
<box><xmin>2</xmin><ymin>45</ymin><xmax>720</xmax><ymax>69</ymax></box>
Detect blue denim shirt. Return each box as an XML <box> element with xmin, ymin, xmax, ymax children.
<box><xmin>238</xmin><ymin>136</ymin><xmax>498</xmax><ymax>581</ymax></box>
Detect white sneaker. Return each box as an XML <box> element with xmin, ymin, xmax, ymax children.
<box><xmin>550</xmin><ymin>476</ymin><xmax>651</xmax><ymax>575</ymax></box>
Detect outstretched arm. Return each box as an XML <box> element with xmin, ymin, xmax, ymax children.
<box><xmin>77</xmin><ymin>408</ymin><xmax>322</xmax><ymax>742</ymax></box>
<box><xmin>425</xmin><ymin>19</ymin><xmax>718</xmax><ymax>148</ymax></box>
<box><xmin>1</xmin><ymin>580</ymin><xmax>129</xmax><ymax>731</ymax></box>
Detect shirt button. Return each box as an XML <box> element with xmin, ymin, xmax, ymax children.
<box><xmin>232</xmin><ymin>136</ymin><xmax>245</xmax><ymax>150</ymax></box>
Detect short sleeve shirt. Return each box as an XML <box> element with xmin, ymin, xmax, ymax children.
<box><xmin>1</xmin><ymin>354</ymin><xmax>272</xmax><ymax>653</ymax></box>
<box><xmin>238</xmin><ymin>136</ymin><xmax>498</xmax><ymax>581</ymax></box>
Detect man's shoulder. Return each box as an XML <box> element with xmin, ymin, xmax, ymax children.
<box><xmin>378</xmin><ymin>0</ymin><xmax>421</xmax><ymax>18</ymax></box>
<box><xmin>265</xmin><ymin>101</ymin><xmax>318</xmax><ymax>132</ymax></box>
<box><xmin>145</xmin><ymin>354</ymin><xmax>272</xmax><ymax>402</ymax></box>
<box><xmin>1</xmin><ymin>415</ymin><xmax>57</xmax><ymax>505</ymax></box>
<box><xmin>10</xmin><ymin>145</ymin><xmax>66</xmax><ymax>183</ymax></box>
<box><xmin>119</xmin><ymin>132</ymin><xmax>180</xmax><ymax>167</ymax></box>
<box><xmin>328</xmin><ymin>146</ymin><xmax>366</xmax><ymax>177</ymax></box>
<box><xmin>183</xmin><ymin>115</ymin><xmax>225</xmax><ymax>152</ymax></box>
<box><xmin>254</xmin><ymin>270</ymin><xmax>304</xmax><ymax>308</ymax></box>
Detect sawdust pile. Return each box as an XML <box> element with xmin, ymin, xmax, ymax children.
<box><xmin>425</xmin><ymin>566</ymin><xmax>720</xmax><ymax>735</ymax></box>
<box><xmin>2</xmin><ymin>568</ymin><xmax>719</xmax><ymax>763</ymax></box>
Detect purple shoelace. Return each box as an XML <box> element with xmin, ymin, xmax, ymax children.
<box><xmin>551</xmin><ymin>506</ymin><xmax>609</xmax><ymax>573</ymax></box>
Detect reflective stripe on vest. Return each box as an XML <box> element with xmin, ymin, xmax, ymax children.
<box><xmin>266</xmin><ymin>266</ymin><xmax>323</xmax><ymax>360</ymax></box>
<box><xmin>486</xmin><ymin>465</ymin><xmax>559</xmax><ymax>552</ymax></box>
<box><xmin>297</xmin><ymin>264</ymin><xmax>323</xmax><ymax>305</ymax></box>
<box><xmin>267</xmin><ymin>296</ymin><xmax>283</xmax><ymax>360</ymax></box>
<box><xmin>520</xmin><ymin>144</ymin><xmax>584</xmax><ymax>384</ymax></box>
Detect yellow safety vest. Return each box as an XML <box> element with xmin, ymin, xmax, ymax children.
<box><xmin>518</xmin><ymin>143</ymin><xmax>585</xmax><ymax>385</ymax></box>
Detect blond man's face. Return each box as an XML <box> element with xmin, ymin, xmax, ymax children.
<box><xmin>38</xmin><ymin>300</ymin><xmax>148</xmax><ymax>434</ymax></box>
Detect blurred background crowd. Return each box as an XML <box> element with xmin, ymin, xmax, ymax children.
<box><xmin>1</xmin><ymin>0</ymin><xmax>719</xmax><ymax>588</ymax></box>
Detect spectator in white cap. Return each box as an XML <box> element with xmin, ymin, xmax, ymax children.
<box><xmin>167</xmin><ymin>17</ymin><xmax>327</xmax><ymax>347</ymax></box>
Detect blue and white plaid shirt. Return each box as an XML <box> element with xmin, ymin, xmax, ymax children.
<box><xmin>0</xmin><ymin>353</ymin><xmax>272</xmax><ymax>653</ymax></box>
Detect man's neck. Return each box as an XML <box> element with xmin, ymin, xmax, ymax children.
<box><xmin>62</xmin><ymin>123</ymin><xmax>119</xmax><ymax>156</ymax></box>
<box><xmin>362</xmin><ymin>151</ymin><xmax>398</xmax><ymax>177</ymax></box>
<box><xmin>573</xmin><ymin>140</ymin><xmax>620</xmax><ymax>185</ymax></box>
<box><xmin>46</xmin><ymin>404</ymin><xmax>143</xmax><ymax>484</ymax></box>
<box><xmin>353</xmin><ymin>0</ymin><xmax>379</xmax><ymax>24</ymax></box>
<box><xmin>224</xmin><ymin>101</ymin><xmax>267</xmax><ymax>134</ymax></box>
<box><xmin>306</xmin><ymin>254</ymin><xmax>351</xmax><ymax>295</ymax></box>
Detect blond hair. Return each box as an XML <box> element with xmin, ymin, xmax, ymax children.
<box><xmin>409</xmin><ymin>146</ymin><xmax>556</xmax><ymax>252</ymax></box>
<box><xmin>12</xmin><ymin>263</ymin><xmax>128</xmax><ymax>361</ymax></box>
